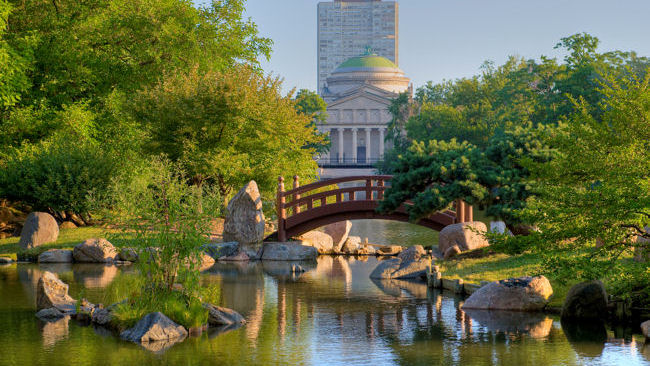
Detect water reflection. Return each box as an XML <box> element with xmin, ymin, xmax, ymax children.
<box><xmin>0</xmin><ymin>258</ymin><xmax>647</xmax><ymax>365</ymax></box>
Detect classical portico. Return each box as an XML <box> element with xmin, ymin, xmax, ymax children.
<box><xmin>315</xmin><ymin>53</ymin><xmax>411</xmax><ymax>178</ymax></box>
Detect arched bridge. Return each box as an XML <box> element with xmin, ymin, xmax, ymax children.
<box><xmin>276</xmin><ymin>175</ymin><xmax>473</xmax><ymax>242</ymax></box>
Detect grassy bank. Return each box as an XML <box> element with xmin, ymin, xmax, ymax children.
<box><xmin>0</xmin><ymin>226</ymin><xmax>111</xmax><ymax>260</ymax></box>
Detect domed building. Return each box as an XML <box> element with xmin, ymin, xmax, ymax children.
<box><xmin>317</xmin><ymin>53</ymin><xmax>412</xmax><ymax>177</ymax></box>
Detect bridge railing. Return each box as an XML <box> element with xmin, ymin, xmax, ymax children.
<box><xmin>276</xmin><ymin>175</ymin><xmax>472</xmax><ymax>242</ymax></box>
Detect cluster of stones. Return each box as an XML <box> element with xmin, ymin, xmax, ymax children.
<box><xmin>35</xmin><ymin>271</ymin><xmax>245</xmax><ymax>352</ymax></box>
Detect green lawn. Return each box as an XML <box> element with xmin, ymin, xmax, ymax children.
<box><xmin>0</xmin><ymin>226</ymin><xmax>111</xmax><ymax>260</ymax></box>
<box><xmin>437</xmin><ymin>251</ymin><xmax>576</xmax><ymax>308</ymax></box>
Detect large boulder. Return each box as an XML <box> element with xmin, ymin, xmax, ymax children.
<box><xmin>369</xmin><ymin>257</ymin><xmax>429</xmax><ymax>280</ymax></box>
<box><xmin>260</xmin><ymin>242</ymin><xmax>318</xmax><ymax>261</ymax></box>
<box><xmin>296</xmin><ymin>231</ymin><xmax>334</xmax><ymax>254</ymax></box>
<box><xmin>323</xmin><ymin>221</ymin><xmax>352</xmax><ymax>252</ymax></box>
<box><xmin>120</xmin><ymin>312</ymin><xmax>188</xmax><ymax>343</ymax></box>
<box><xmin>438</xmin><ymin>221</ymin><xmax>489</xmax><ymax>253</ymax></box>
<box><xmin>223</xmin><ymin>181</ymin><xmax>265</xmax><ymax>247</ymax></box>
<box><xmin>560</xmin><ymin>280</ymin><xmax>608</xmax><ymax>321</ymax></box>
<box><xmin>642</xmin><ymin>320</ymin><xmax>650</xmax><ymax>341</ymax></box>
<box><xmin>462</xmin><ymin>276</ymin><xmax>553</xmax><ymax>311</ymax></box>
<box><xmin>38</xmin><ymin>249</ymin><xmax>73</xmax><ymax>263</ymax></box>
<box><xmin>19</xmin><ymin>212</ymin><xmax>59</xmax><ymax>250</ymax></box>
<box><xmin>36</xmin><ymin>271</ymin><xmax>76</xmax><ymax>312</ymax></box>
<box><xmin>341</xmin><ymin>236</ymin><xmax>361</xmax><ymax>254</ymax></box>
<box><xmin>203</xmin><ymin>304</ymin><xmax>246</xmax><ymax>326</ymax></box>
<box><xmin>73</xmin><ymin>238</ymin><xmax>118</xmax><ymax>263</ymax></box>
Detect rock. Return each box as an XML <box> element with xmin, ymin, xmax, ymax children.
<box><xmin>73</xmin><ymin>238</ymin><xmax>118</xmax><ymax>263</ymax></box>
<box><xmin>438</xmin><ymin>221</ymin><xmax>489</xmax><ymax>253</ymax></box>
<box><xmin>297</xmin><ymin>231</ymin><xmax>334</xmax><ymax>254</ymax></box>
<box><xmin>490</xmin><ymin>221</ymin><xmax>507</xmax><ymax>234</ymax></box>
<box><xmin>561</xmin><ymin>280</ymin><xmax>608</xmax><ymax>321</ymax></box>
<box><xmin>218</xmin><ymin>251</ymin><xmax>251</xmax><ymax>262</ymax></box>
<box><xmin>323</xmin><ymin>221</ymin><xmax>352</xmax><ymax>252</ymax></box>
<box><xmin>198</xmin><ymin>253</ymin><xmax>215</xmax><ymax>270</ymax></box>
<box><xmin>341</xmin><ymin>236</ymin><xmax>361</xmax><ymax>253</ymax></box>
<box><xmin>19</xmin><ymin>212</ymin><xmax>59</xmax><ymax>250</ymax></box>
<box><xmin>223</xmin><ymin>181</ymin><xmax>265</xmax><ymax>247</ymax></box>
<box><xmin>260</xmin><ymin>242</ymin><xmax>318</xmax><ymax>261</ymax></box>
<box><xmin>36</xmin><ymin>271</ymin><xmax>76</xmax><ymax>312</ymax></box>
<box><xmin>118</xmin><ymin>248</ymin><xmax>138</xmax><ymax>262</ymax></box>
<box><xmin>59</xmin><ymin>221</ymin><xmax>77</xmax><ymax>230</ymax></box>
<box><xmin>369</xmin><ymin>258</ymin><xmax>429</xmax><ymax>280</ymax></box>
<box><xmin>0</xmin><ymin>257</ymin><xmax>13</xmax><ymax>265</ymax></box>
<box><xmin>120</xmin><ymin>312</ymin><xmax>188</xmax><ymax>343</ymax></box>
<box><xmin>36</xmin><ymin>307</ymin><xmax>65</xmax><ymax>322</ymax></box>
<box><xmin>462</xmin><ymin>276</ymin><xmax>553</xmax><ymax>311</ymax></box>
<box><xmin>91</xmin><ymin>308</ymin><xmax>113</xmax><ymax>326</ymax></box>
<box><xmin>202</xmin><ymin>242</ymin><xmax>239</xmax><ymax>259</ymax></box>
<box><xmin>443</xmin><ymin>245</ymin><xmax>461</xmax><ymax>260</ymax></box>
<box><xmin>355</xmin><ymin>244</ymin><xmax>376</xmax><ymax>256</ymax></box>
<box><xmin>38</xmin><ymin>249</ymin><xmax>73</xmax><ymax>263</ymax></box>
<box><xmin>398</xmin><ymin>245</ymin><xmax>426</xmax><ymax>262</ymax></box>
<box><xmin>641</xmin><ymin>320</ymin><xmax>650</xmax><ymax>341</ymax></box>
<box><xmin>378</xmin><ymin>245</ymin><xmax>403</xmax><ymax>256</ymax></box>
<box><xmin>203</xmin><ymin>304</ymin><xmax>246</xmax><ymax>326</ymax></box>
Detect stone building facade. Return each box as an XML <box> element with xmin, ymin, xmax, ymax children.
<box><xmin>316</xmin><ymin>53</ymin><xmax>411</xmax><ymax>178</ymax></box>
<box><xmin>317</xmin><ymin>0</ymin><xmax>398</xmax><ymax>95</ymax></box>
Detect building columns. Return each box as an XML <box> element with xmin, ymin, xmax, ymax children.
<box><xmin>379</xmin><ymin>128</ymin><xmax>385</xmax><ymax>159</ymax></box>
<box><xmin>337</xmin><ymin>128</ymin><xmax>344</xmax><ymax>163</ymax></box>
<box><xmin>352</xmin><ymin>128</ymin><xmax>358</xmax><ymax>163</ymax></box>
<box><xmin>365</xmin><ymin>128</ymin><xmax>371</xmax><ymax>163</ymax></box>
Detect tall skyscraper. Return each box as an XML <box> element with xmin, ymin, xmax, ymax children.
<box><xmin>317</xmin><ymin>0</ymin><xmax>398</xmax><ymax>95</ymax></box>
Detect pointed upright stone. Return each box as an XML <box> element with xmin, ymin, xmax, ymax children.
<box><xmin>223</xmin><ymin>181</ymin><xmax>266</xmax><ymax>249</ymax></box>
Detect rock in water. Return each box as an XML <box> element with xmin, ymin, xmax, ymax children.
<box><xmin>118</xmin><ymin>248</ymin><xmax>138</xmax><ymax>262</ymax></box>
<box><xmin>36</xmin><ymin>271</ymin><xmax>76</xmax><ymax>312</ymax></box>
<box><xmin>297</xmin><ymin>231</ymin><xmax>334</xmax><ymax>254</ymax></box>
<box><xmin>323</xmin><ymin>221</ymin><xmax>352</xmax><ymax>252</ymax></box>
<box><xmin>398</xmin><ymin>245</ymin><xmax>426</xmax><ymax>262</ymax></box>
<box><xmin>561</xmin><ymin>281</ymin><xmax>608</xmax><ymax>321</ymax></box>
<box><xmin>202</xmin><ymin>242</ymin><xmax>239</xmax><ymax>259</ymax></box>
<box><xmin>462</xmin><ymin>276</ymin><xmax>553</xmax><ymax>311</ymax></box>
<box><xmin>341</xmin><ymin>236</ymin><xmax>361</xmax><ymax>253</ymax></box>
<box><xmin>223</xmin><ymin>181</ymin><xmax>265</xmax><ymax>247</ymax></box>
<box><xmin>642</xmin><ymin>320</ymin><xmax>650</xmax><ymax>341</ymax></box>
<box><xmin>260</xmin><ymin>242</ymin><xmax>318</xmax><ymax>261</ymax></box>
<box><xmin>36</xmin><ymin>308</ymin><xmax>65</xmax><ymax>322</ymax></box>
<box><xmin>378</xmin><ymin>245</ymin><xmax>403</xmax><ymax>256</ymax></box>
<box><xmin>370</xmin><ymin>257</ymin><xmax>429</xmax><ymax>280</ymax></box>
<box><xmin>19</xmin><ymin>212</ymin><xmax>59</xmax><ymax>250</ymax></box>
<box><xmin>120</xmin><ymin>312</ymin><xmax>188</xmax><ymax>343</ymax></box>
<box><xmin>38</xmin><ymin>249</ymin><xmax>73</xmax><ymax>263</ymax></box>
<box><xmin>438</xmin><ymin>221</ymin><xmax>489</xmax><ymax>254</ymax></box>
<box><xmin>73</xmin><ymin>238</ymin><xmax>118</xmax><ymax>263</ymax></box>
<box><xmin>203</xmin><ymin>304</ymin><xmax>246</xmax><ymax>326</ymax></box>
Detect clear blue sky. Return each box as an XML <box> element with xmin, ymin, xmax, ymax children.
<box><xmin>197</xmin><ymin>0</ymin><xmax>650</xmax><ymax>94</ymax></box>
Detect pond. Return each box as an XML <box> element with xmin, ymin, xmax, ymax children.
<box><xmin>0</xmin><ymin>251</ymin><xmax>647</xmax><ymax>365</ymax></box>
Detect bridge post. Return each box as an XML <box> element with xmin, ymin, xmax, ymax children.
<box><xmin>293</xmin><ymin>176</ymin><xmax>301</xmax><ymax>214</ymax></box>
<box><xmin>456</xmin><ymin>200</ymin><xmax>466</xmax><ymax>223</ymax></box>
<box><xmin>365</xmin><ymin>179</ymin><xmax>372</xmax><ymax>200</ymax></box>
<box><xmin>277</xmin><ymin>176</ymin><xmax>287</xmax><ymax>242</ymax></box>
<box><xmin>465</xmin><ymin>204</ymin><xmax>473</xmax><ymax>222</ymax></box>
<box><xmin>377</xmin><ymin>179</ymin><xmax>384</xmax><ymax>199</ymax></box>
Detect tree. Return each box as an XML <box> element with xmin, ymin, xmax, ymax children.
<box><xmin>513</xmin><ymin>72</ymin><xmax>650</xmax><ymax>303</ymax></box>
<box><xmin>377</xmin><ymin>125</ymin><xmax>552</xmax><ymax>230</ymax></box>
<box><xmin>294</xmin><ymin>89</ymin><xmax>330</xmax><ymax>153</ymax></box>
<box><xmin>127</xmin><ymin>66</ymin><xmax>325</xmax><ymax>200</ymax></box>
<box><xmin>0</xmin><ymin>0</ymin><xmax>32</xmax><ymax>109</ymax></box>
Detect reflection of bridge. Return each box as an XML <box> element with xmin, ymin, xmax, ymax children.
<box><xmin>276</xmin><ymin>175</ymin><xmax>473</xmax><ymax>242</ymax></box>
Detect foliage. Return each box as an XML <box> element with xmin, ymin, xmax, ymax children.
<box><xmin>294</xmin><ymin>89</ymin><xmax>330</xmax><ymax>154</ymax></box>
<box><xmin>104</xmin><ymin>157</ymin><xmax>221</xmax><ymax>295</ymax></box>
<box><xmin>127</xmin><ymin>66</ymin><xmax>324</xmax><ymax>200</ymax></box>
<box><xmin>0</xmin><ymin>0</ymin><xmax>33</xmax><ymax>109</ymax></box>
<box><xmin>505</xmin><ymin>72</ymin><xmax>650</xmax><ymax>303</ymax></box>
<box><xmin>113</xmin><ymin>290</ymin><xmax>208</xmax><ymax>329</ymax></box>
<box><xmin>377</xmin><ymin>125</ymin><xmax>552</xmax><ymax>228</ymax></box>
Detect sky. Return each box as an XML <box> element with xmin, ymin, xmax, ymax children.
<box><xmin>198</xmin><ymin>0</ymin><xmax>650</xmax><ymax>94</ymax></box>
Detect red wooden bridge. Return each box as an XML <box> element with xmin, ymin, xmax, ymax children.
<box><xmin>276</xmin><ymin>175</ymin><xmax>473</xmax><ymax>242</ymax></box>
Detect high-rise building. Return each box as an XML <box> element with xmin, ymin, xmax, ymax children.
<box><xmin>317</xmin><ymin>0</ymin><xmax>398</xmax><ymax>95</ymax></box>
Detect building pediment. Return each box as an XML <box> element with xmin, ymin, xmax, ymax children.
<box><xmin>327</xmin><ymin>86</ymin><xmax>396</xmax><ymax>109</ymax></box>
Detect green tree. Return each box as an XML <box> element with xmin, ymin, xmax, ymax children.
<box><xmin>0</xmin><ymin>0</ymin><xmax>32</xmax><ymax>109</ymax></box>
<box><xmin>294</xmin><ymin>89</ymin><xmax>330</xmax><ymax>153</ymax></box>
<box><xmin>514</xmin><ymin>72</ymin><xmax>650</xmax><ymax>303</ymax></box>
<box><xmin>127</xmin><ymin>66</ymin><xmax>325</xmax><ymax>200</ymax></box>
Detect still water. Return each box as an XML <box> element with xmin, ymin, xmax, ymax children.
<box><xmin>0</xmin><ymin>220</ymin><xmax>647</xmax><ymax>366</ymax></box>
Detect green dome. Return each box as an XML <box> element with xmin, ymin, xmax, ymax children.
<box><xmin>335</xmin><ymin>55</ymin><xmax>399</xmax><ymax>71</ymax></box>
